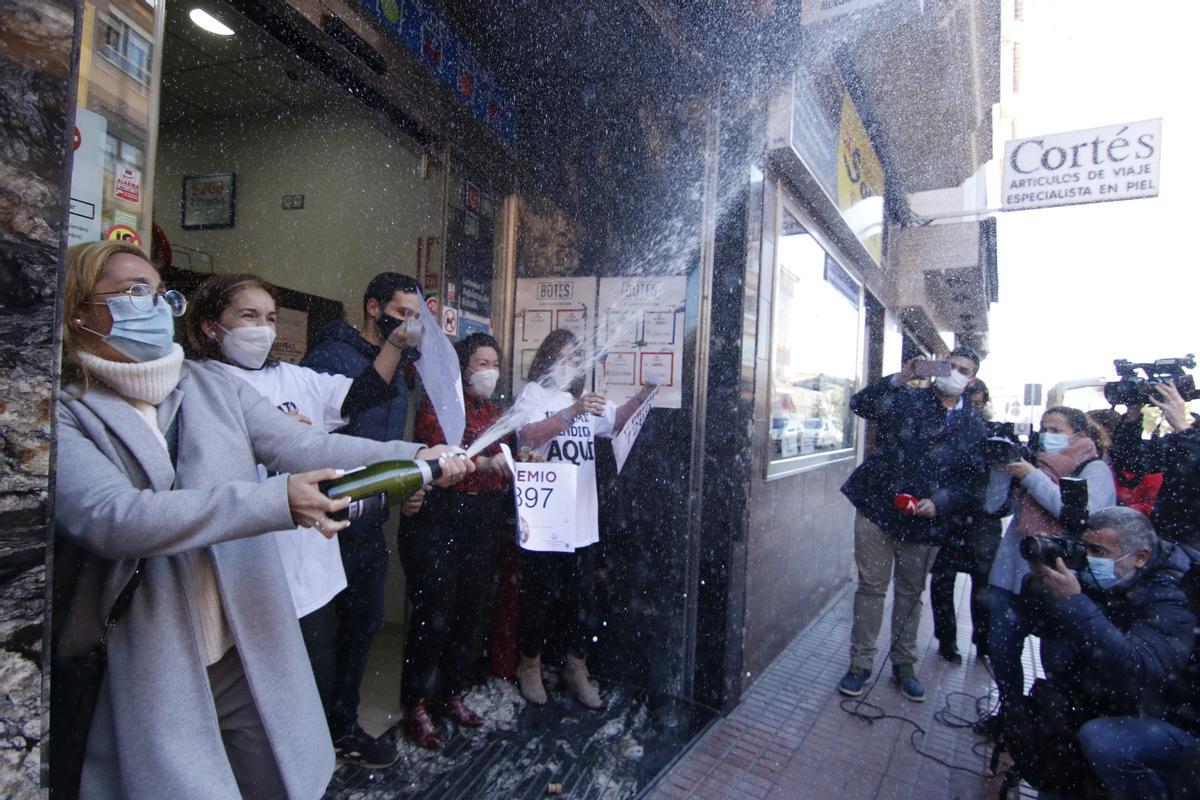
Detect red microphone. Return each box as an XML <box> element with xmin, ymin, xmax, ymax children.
<box><xmin>893</xmin><ymin>493</ymin><xmax>920</xmax><ymax>515</ymax></box>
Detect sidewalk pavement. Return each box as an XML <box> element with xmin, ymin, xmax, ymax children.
<box><xmin>647</xmin><ymin>576</ymin><xmax>1041</xmax><ymax>800</ymax></box>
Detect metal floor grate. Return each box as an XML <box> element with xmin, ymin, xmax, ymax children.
<box><xmin>325</xmin><ymin>677</ymin><xmax>719</xmax><ymax>800</ymax></box>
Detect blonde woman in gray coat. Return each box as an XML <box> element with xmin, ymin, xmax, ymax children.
<box><xmin>52</xmin><ymin>241</ymin><xmax>471</xmax><ymax>798</ymax></box>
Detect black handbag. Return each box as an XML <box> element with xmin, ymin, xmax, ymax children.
<box><xmin>49</xmin><ymin>559</ymin><xmax>144</xmax><ymax>800</ymax></box>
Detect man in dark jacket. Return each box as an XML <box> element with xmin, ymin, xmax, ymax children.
<box><xmin>929</xmin><ymin>379</ymin><xmax>1003</xmax><ymax>664</ymax></box>
<box><xmin>1109</xmin><ymin>381</ymin><xmax>1200</xmax><ymax>546</ymax></box>
<box><xmin>838</xmin><ymin>346</ymin><xmax>988</xmax><ymax>702</ymax></box>
<box><xmin>1019</xmin><ymin>507</ymin><xmax>1197</xmax><ymax>798</ymax></box>
<box><xmin>300</xmin><ymin>272</ymin><xmax>423</xmax><ymax>766</ymax></box>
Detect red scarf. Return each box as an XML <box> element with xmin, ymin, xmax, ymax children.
<box><xmin>1013</xmin><ymin>435</ymin><xmax>1099</xmax><ymax>537</ymax></box>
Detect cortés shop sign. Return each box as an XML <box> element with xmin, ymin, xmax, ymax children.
<box><xmin>1002</xmin><ymin>118</ymin><xmax>1161</xmax><ymax>211</ymax></box>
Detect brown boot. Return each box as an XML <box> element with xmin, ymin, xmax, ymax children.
<box><xmin>517</xmin><ymin>655</ymin><xmax>547</xmax><ymax>705</ymax></box>
<box><xmin>563</xmin><ymin>655</ymin><xmax>603</xmax><ymax>710</ymax></box>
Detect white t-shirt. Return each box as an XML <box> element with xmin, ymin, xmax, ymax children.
<box><xmin>512</xmin><ymin>381</ymin><xmax>615</xmax><ymax>549</ymax></box>
<box><xmin>217</xmin><ymin>360</ymin><xmax>354</xmax><ymax>618</ymax></box>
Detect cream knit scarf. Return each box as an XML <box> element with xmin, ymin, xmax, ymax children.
<box><xmin>76</xmin><ymin>344</ymin><xmax>185</xmax><ymax>406</ymax></box>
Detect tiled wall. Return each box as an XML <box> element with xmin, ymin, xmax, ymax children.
<box><xmin>0</xmin><ymin>0</ymin><xmax>78</xmax><ymax>795</ymax></box>
<box><xmin>742</xmin><ymin>460</ymin><xmax>856</xmax><ymax>681</ymax></box>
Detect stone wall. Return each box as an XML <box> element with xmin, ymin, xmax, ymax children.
<box><xmin>0</xmin><ymin>0</ymin><xmax>78</xmax><ymax>795</ymax></box>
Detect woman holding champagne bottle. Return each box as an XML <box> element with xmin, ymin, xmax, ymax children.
<box><xmin>511</xmin><ymin>330</ymin><xmax>654</xmax><ymax>709</ymax></box>
<box><xmin>52</xmin><ymin>241</ymin><xmax>469</xmax><ymax>797</ymax></box>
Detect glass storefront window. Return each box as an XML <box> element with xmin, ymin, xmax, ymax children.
<box><xmin>767</xmin><ymin>206</ymin><xmax>861</xmax><ymax>475</ymax></box>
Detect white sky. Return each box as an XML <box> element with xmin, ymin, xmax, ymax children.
<box><xmin>983</xmin><ymin>0</ymin><xmax>1199</xmax><ymax>413</ymax></box>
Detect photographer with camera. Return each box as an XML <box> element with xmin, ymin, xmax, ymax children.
<box><xmin>981</xmin><ymin>406</ymin><xmax>1117</xmax><ymax>733</ymax></box>
<box><xmin>1002</xmin><ymin>507</ymin><xmax>1196</xmax><ymax>797</ymax></box>
<box><xmin>837</xmin><ymin>347</ymin><xmax>989</xmax><ymax>702</ymax></box>
<box><xmin>1109</xmin><ymin>378</ymin><xmax>1200</xmax><ymax>547</ymax></box>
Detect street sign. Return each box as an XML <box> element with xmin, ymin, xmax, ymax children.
<box><xmin>1024</xmin><ymin>383</ymin><xmax>1043</xmax><ymax>407</ymax></box>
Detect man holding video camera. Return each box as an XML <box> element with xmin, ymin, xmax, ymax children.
<box><xmin>1109</xmin><ymin>379</ymin><xmax>1200</xmax><ymax>546</ymax></box>
<box><xmin>1002</xmin><ymin>507</ymin><xmax>1196</xmax><ymax>797</ymax></box>
<box><xmin>838</xmin><ymin>347</ymin><xmax>988</xmax><ymax>702</ymax></box>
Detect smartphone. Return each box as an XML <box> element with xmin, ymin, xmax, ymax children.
<box><xmin>913</xmin><ymin>359</ymin><xmax>952</xmax><ymax>378</ymax></box>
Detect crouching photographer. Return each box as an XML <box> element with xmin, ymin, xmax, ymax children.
<box><xmin>1108</xmin><ymin>358</ymin><xmax>1200</xmax><ymax>545</ymax></box>
<box><xmin>1001</xmin><ymin>507</ymin><xmax>1197</xmax><ymax>798</ymax></box>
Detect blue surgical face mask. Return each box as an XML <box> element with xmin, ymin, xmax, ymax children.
<box><xmin>1039</xmin><ymin>432</ymin><xmax>1071</xmax><ymax>453</ymax></box>
<box><xmin>1081</xmin><ymin>552</ymin><xmax>1134</xmax><ymax>590</ymax></box>
<box><xmin>83</xmin><ymin>295</ymin><xmax>177</xmax><ymax>362</ymax></box>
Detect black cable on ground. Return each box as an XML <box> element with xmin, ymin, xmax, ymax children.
<box><xmin>838</xmin><ymin>548</ymin><xmax>1005</xmax><ymax>778</ymax></box>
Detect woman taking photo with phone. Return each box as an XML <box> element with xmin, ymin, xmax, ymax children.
<box><xmin>52</xmin><ymin>241</ymin><xmax>467</xmax><ymax>798</ymax></box>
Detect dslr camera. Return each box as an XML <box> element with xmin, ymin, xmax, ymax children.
<box><xmin>981</xmin><ymin>421</ymin><xmax>1033</xmax><ymax>466</ymax></box>
<box><xmin>1019</xmin><ymin>475</ymin><xmax>1091</xmax><ymax>569</ymax></box>
<box><xmin>1020</xmin><ymin>533</ymin><xmax>1089</xmax><ymax>571</ymax></box>
<box><xmin>1104</xmin><ymin>354</ymin><xmax>1198</xmax><ymax>406</ymax></box>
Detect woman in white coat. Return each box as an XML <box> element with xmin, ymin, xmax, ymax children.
<box><xmin>51</xmin><ymin>241</ymin><xmax>469</xmax><ymax>798</ymax></box>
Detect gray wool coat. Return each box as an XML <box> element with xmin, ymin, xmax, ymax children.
<box><xmin>54</xmin><ymin>359</ymin><xmax>423</xmax><ymax>799</ymax></box>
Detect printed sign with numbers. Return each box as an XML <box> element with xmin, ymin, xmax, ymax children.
<box><xmin>501</xmin><ymin>444</ymin><xmax>578</xmax><ymax>552</ymax></box>
<box><xmin>597</xmin><ymin>276</ymin><xmax>686</xmax><ymax>408</ymax></box>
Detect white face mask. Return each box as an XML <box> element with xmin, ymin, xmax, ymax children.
<box><xmin>934</xmin><ymin>370</ymin><xmax>971</xmax><ymax>397</ymax></box>
<box><xmin>467</xmin><ymin>367</ymin><xmax>499</xmax><ymax>399</ymax></box>
<box><xmin>547</xmin><ymin>363</ymin><xmax>580</xmax><ymax>390</ymax></box>
<box><xmin>218</xmin><ymin>323</ymin><xmax>277</xmax><ymax>369</ymax></box>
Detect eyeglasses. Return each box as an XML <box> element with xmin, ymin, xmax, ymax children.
<box><xmin>91</xmin><ymin>284</ymin><xmax>188</xmax><ymax>317</ymax></box>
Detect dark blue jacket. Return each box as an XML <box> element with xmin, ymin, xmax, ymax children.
<box><xmin>301</xmin><ymin>320</ymin><xmax>410</xmax><ymax>442</ymax></box>
<box><xmin>1035</xmin><ymin>541</ymin><xmax>1196</xmax><ymax>722</ymax></box>
<box><xmin>301</xmin><ymin>320</ymin><xmax>410</xmax><ymax>529</ymax></box>
<box><xmin>840</xmin><ymin>375</ymin><xmax>988</xmax><ymax>544</ymax></box>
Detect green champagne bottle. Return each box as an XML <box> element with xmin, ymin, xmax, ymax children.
<box><xmin>319</xmin><ymin>459</ymin><xmax>442</xmax><ymax>522</ymax></box>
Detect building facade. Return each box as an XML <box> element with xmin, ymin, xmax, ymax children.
<box><xmin>0</xmin><ymin>0</ymin><xmax>1002</xmax><ymax>793</ymax></box>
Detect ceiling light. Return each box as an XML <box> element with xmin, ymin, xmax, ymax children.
<box><xmin>189</xmin><ymin>8</ymin><xmax>234</xmax><ymax>36</ymax></box>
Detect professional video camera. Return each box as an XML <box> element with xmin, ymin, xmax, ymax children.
<box><xmin>981</xmin><ymin>421</ymin><xmax>1034</xmax><ymax>466</ymax></box>
<box><xmin>1020</xmin><ymin>532</ymin><xmax>1089</xmax><ymax>571</ymax></box>
<box><xmin>1104</xmin><ymin>354</ymin><xmax>1199</xmax><ymax>406</ymax></box>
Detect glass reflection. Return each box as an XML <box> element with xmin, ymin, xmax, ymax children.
<box><xmin>769</xmin><ymin>209</ymin><xmax>859</xmax><ymax>461</ymax></box>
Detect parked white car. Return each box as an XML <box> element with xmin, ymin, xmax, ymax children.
<box><xmin>801</xmin><ymin>418</ymin><xmax>843</xmax><ymax>451</ymax></box>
